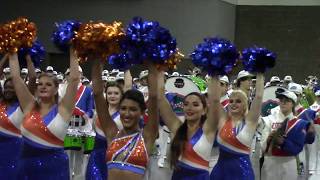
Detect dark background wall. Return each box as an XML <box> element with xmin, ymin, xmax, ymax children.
<box><xmin>235</xmin><ymin>6</ymin><xmax>320</xmax><ymax>84</ymax></box>
<box><xmin>0</xmin><ymin>0</ymin><xmax>235</xmax><ymax>77</ymax></box>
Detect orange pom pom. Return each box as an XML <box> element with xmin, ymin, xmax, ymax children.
<box><xmin>0</xmin><ymin>17</ymin><xmax>37</xmax><ymax>53</ymax></box>
<box><xmin>157</xmin><ymin>49</ymin><xmax>184</xmax><ymax>70</ymax></box>
<box><xmin>72</xmin><ymin>21</ymin><xmax>125</xmax><ymax>63</ymax></box>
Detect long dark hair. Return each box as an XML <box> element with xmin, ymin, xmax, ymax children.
<box><xmin>35</xmin><ymin>73</ymin><xmax>59</xmax><ymax>110</ymax></box>
<box><xmin>170</xmin><ymin>92</ymin><xmax>207</xmax><ymax>169</ymax></box>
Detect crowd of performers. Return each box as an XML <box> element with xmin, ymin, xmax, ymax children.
<box><xmin>1</xmin><ymin>52</ymin><xmax>320</xmax><ymax>180</ymax></box>
<box><xmin>0</xmin><ymin>17</ymin><xmax>320</xmax><ymax>180</ymax></box>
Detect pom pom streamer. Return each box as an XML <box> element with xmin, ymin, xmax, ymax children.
<box><xmin>0</xmin><ymin>17</ymin><xmax>37</xmax><ymax>53</ymax></box>
<box><xmin>241</xmin><ymin>46</ymin><xmax>276</xmax><ymax>73</ymax></box>
<box><xmin>72</xmin><ymin>21</ymin><xmax>125</xmax><ymax>63</ymax></box>
<box><xmin>108</xmin><ymin>52</ymin><xmax>133</xmax><ymax>71</ymax></box>
<box><xmin>190</xmin><ymin>37</ymin><xmax>239</xmax><ymax>76</ymax></box>
<box><xmin>119</xmin><ymin>17</ymin><xmax>177</xmax><ymax>65</ymax></box>
<box><xmin>18</xmin><ymin>40</ymin><xmax>45</xmax><ymax>68</ymax></box>
<box><xmin>52</xmin><ymin>20</ymin><xmax>81</xmax><ymax>52</ymax></box>
<box><xmin>157</xmin><ymin>49</ymin><xmax>184</xmax><ymax>70</ymax></box>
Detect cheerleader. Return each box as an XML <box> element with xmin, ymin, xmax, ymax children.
<box><xmin>211</xmin><ymin>73</ymin><xmax>264</xmax><ymax>180</ymax></box>
<box><xmin>86</xmin><ymin>68</ymin><xmax>131</xmax><ymax>180</ymax></box>
<box><xmin>158</xmin><ymin>72</ymin><xmax>219</xmax><ymax>180</ymax></box>
<box><xmin>8</xmin><ymin>49</ymin><xmax>80</xmax><ymax>179</ymax></box>
<box><xmin>261</xmin><ymin>89</ymin><xmax>309</xmax><ymax>180</ymax></box>
<box><xmin>207</xmin><ymin>75</ymin><xmax>230</xmax><ymax>173</ymax></box>
<box><xmin>0</xmin><ymin>76</ymin><xmax>24</xmax><ymax>179</ymax></box>
<box><xmin>92</xmin><ymin>60</ymin><xmax>160</xmax><ymax>180</ymax></box>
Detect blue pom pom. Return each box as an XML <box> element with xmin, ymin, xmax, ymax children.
<box><xmin>18</xmin><ymin>40</ymin><xmax>45</xmax><ymax>68</ymax></box>
<box><xmin>120</xmin><ymin>17</ymin><xmax>176</xmax><ymax>65</ymax></box>
<box><xmin>190</xmin><ymin>37</ymin><xmax>239</xmax><ymax>75</ymax></box>
<box><xmin>241</xmin><ymin>46</ymin><xmax>276</xmax><ymax>73</ymax></box>
<box><xmin>52</xmin><ymin>20</ymin><xmax>81</xmax><ymax>52</ymax></box>
<box><xmin>108</xmin><ymin>52</ymin><xmax>133</xmax><ymax>71</ymax></box>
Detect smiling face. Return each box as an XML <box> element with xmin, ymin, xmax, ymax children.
<box><xmin>228</xmin><ymin>91</ymin><xmax>248</xmax><ymax>116</ymax></box>
<box><xmin>106</xmin><ymin>86</ymin><xmax>122</xmax><ymax>106</ymax></box>
<box><xmin>119</xmin><ymin>99</ymin><xmax>142</xmax><ymax>131</ymax></box>
<box><xmin>183</xmin><ymin>94</ymin><xmax>206</xmax><ymax>122</ymax></box>
<box><xmin>37</xmin><ymin>75</ymin><xmax>58</xmax><ymax>100</ymax></box>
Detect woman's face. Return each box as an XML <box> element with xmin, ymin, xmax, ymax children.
<box><xmin>183</xmin><ymin>95</ymin><xmax>206</xmax><ymax>122</ymax></box>
<box><xmin>228</xmin><ymin>94</ymin><xmax>246</xmax><ymax>115</ymax></box>
<box><xmin>3</xmin><ymin>80</ymin><xmax>16</xmax><ymax>101</ymax></box>
<box><xmin>37</xmin><ymin>76</ymin><xmax>57</xmax><ymax>99</ymax></box>
<box><xmin>119</xmin><ymin>99</ymin><xmax>142</xmax><ymax>130</ymax></box>
<box><xmin>106</xmin><ymin>86</ymin><xmax>121</xmax><ymax>106</ymax></box>
<box><xmin>279</xmin><ymin>97</ymin><xmax>294</xmax><ymax>115</ymax></box>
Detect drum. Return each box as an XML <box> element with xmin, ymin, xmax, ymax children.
<box><xmin>190</xmin><ymin>76</ymin><xmax>207</xmax><ymax>93</ymax></box>
<box><xmin>165</xmin><ymin>76</ymin><xmax>200</xmax><ymax>96</ymax></box>
<box><xmin>261</xmin><ymin>86</ymin><xmax>280</xmax><ymax>117</ymax></box>
<box><xmin>64</xmin><ymin>135</ymin><xmax>82</xmax><ymax>150</ymax></box>
<box><xmin>83</xmin><ymin>135</ymin><xmax>95</xmax><ymax>154</ymax></box>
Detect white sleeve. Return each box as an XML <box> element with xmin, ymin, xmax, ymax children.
<box><xmin>236</xmin><ymin>124</ymin><xmax>256</xmax><ymax>147</ymax></box>
<box><xmin>47</xmin><ymin>114</ymin><xmax>69</xmax><ymax>140</ymax></box>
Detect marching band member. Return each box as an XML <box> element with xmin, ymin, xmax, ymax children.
<box><xmin>235</xmin><ymin>70</ymin><xmax>254</xmax><ymax>99</ymax></box>
<box><xmin>308</xmin><ymin>90</ymin><xmax>320</xmax><ymax>175</ymax></box>
<box><xmin>8</xmin><ymin>48</ymin><xmax>80</xmax><ymax>179</ymax></box>
<box><xmin>211</xmin><ymin>73</ymin><xmax>264</xmax><ymax>180</ymax></box>
<box><xmin>261</xmin><ymin>89</ymin><xmax>309</xmax><ymax>180</ymax></box>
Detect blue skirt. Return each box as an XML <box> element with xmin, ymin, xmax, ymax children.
<box><xmin>172</xmin><ymin>161</ymin><xmax>209</xmax><ymax>180</ymax></box>
<box><xmin>0</xmin><ymin>133</ymin><xmax>22</xmax><ymax>180</ymax></box>
<box><xmin>18</xmin><ymin>137</ymin><xmax>70</xmax><ymax>180</ymax></box>
<box><xmin>86</xmin><ymin>135</ymin><xmax>107</xmax><ymax>180</ymax></box>
<box><xmin>210</xmin><ymin>149</ymin><xmax>254</xmax><ymax>180</ymax></box>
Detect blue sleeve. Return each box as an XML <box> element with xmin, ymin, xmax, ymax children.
<box><xmin>281</xmin><ymin>124</ymin><xmax>306</xmax><ymax>156</ymax></box>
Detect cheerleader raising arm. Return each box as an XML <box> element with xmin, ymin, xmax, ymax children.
<box><xmin>246</xmin><ymin>73</ymin><xmax>264</xmax><ymax>128</ymax></box>
<box><xmin>25</xmin><ymin>54</ymin><xmax>37</xmax><ymax>95</ymax></box>
<box><xmin>91</xmin><ymin>59</ymin><xmax>118</xmax><ymax>142</ymax></box>
<box><xmin>157</xmin><ymin>71</ymin><xmax>182</xmax><ymax>135</ymax></box>
<box><xmin>205</xmin><ymin>75</ymin><xmax>224</xmax><ymax>138</ymax></box>
<box><xmin>57</xmin><ymin>48</ymin><xmax>80</xmax><ymax>120</ymax></box>
<box><xmin>143</xmin><ymin>62</ymin><xmax>160</xmax><ymax>149</ymax></box>
<box><xmin>8</xmin><ymin>53</ymin><xmax>34</xmax><ymax>112</ymax></box>
<box><xmin>123</xmin><ymin>69</ymin><xmax>132</xmax><ymax>93</ymax></box>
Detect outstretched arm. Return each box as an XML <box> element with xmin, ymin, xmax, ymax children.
<box><xmin>123</xmin><ymin>69</ymin><xmax>132</xmax><ymax>92</ymax></box>
<box><xmin>157</xmin><ymin>71</ymin><xmax>181</xmax><ymax>135</ymax></box>
<box><xmin>91</xmin><ymin>59</ymin><xmax>118</xmax><ymax>142</ymax></box>
<box><xmin>59</xmin><ymin>48</ymin><xmax>80</xmax><ymax>121</ymax></box>
<box><xmin>204</xmin><ymin>76</ymin><xmax>225</xmax><ymax>138</ymax></box>
<box><xmin>143</xmin><ymin>62</ymin><xmax>160</xmax><ymax>147</ymax></box>
<box><xmin>8</xmin><ymin>53</ymin><xmax>35</xmax><ymax>112</ymax></box>
<box><xmin>25</xmin><ymin>55</ymin><xmax>37</xmax><ymax>95</ymax></box>
<box><xmin>246</xmin><ymin>73</ymin><xmax>264</xmax><ymax>127</ymax></box>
